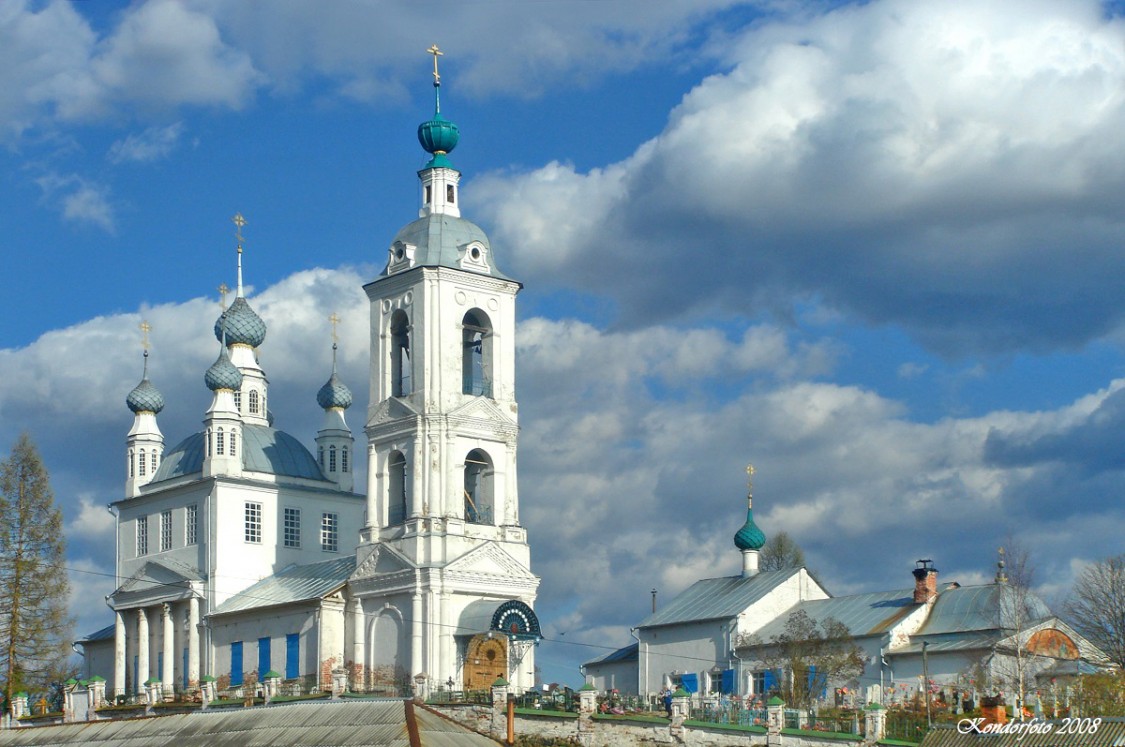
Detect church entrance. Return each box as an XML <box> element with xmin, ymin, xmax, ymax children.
<box><xmin>463</xmin><ymin>634</ymin><xmax>507</xmax><ymax>690</ymax></box>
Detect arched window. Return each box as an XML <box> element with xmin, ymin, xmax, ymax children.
<box><xmin>341</xmin><ymin>446</ymin><xmax>349</xmax><ymax>473</ymax></box>
<box><xmin>318</xmin><ymin>445</ymin><xmax>324</xmax><ymax>468</ymax></box>
<box><xmin>390</xmin><ymin>310</ymin><xmax>412</xmax><ymax>397</ymax></box>
<box><xmin>128</xmin><ymin>449</ymin><xmax>135</xmax><ymax>478</ymax></box>
<box><xmin>234</xmin><ymin>391</ymin><xmax>241</xmax><ymax>412</ymax></box>
<box><xmin>447</xmin><ymin>184</ymin><xmax>455</xmax><ymax>204</ymax></box>
<box><xmin>206</xmin><ymin>430</ymin><xmax>212</xmax><ymax>456</ymax></box>
<box><xmin>229</xmin><ymin>431</ymin><xmax>237</xmax><ymax>458</ymax></box>
<box><xmin>137</xmin><ymin>449</ymin><xmax>145</xmax><ymax>477</ymax></box>
<box><xmin>329</xmin><ymin>445</ymin><xmax>337</xmax><ymax>473</ymax></box>
<box><xmin>463</xmin><ymin>449</ymin><xmax>494</xmax><ymax>525</ymax></box>
<box><xmin>216</xmin><ymin>428</ymin><xmax>225</xmax><ymax>456</ymax></box>
<box><xmin>388</xmin><ymin>451</ymin><xmax>407</xmax><ymax>525</ymax></box>
<box><xmin>249</xmin><ymin>390</ymin><xmax>260</xmax><ymax>414</ymax></box>
<box><xmin>151</xmin><ymin>451</ymin><xmax>158</xmax><ymax>473</ymax></box>
<box><xmin>462</xmin><ymin>310</ymin><xmax>493</xmax><ymax>396</ymax></box>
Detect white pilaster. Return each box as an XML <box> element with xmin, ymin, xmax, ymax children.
<box><xmin>136</xmin><ymin>609</ymin><xmax>149</xmax><ymax>696</ymax></box>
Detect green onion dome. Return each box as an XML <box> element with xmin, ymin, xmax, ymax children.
<box><xmin>317</xmin><ymin>372</ymin><xmax>353</xmax><ymax>410</ymax></box>
<box><xmin>418</xmin><ymin>112</ymin><xmax>459</xmax><ymax>163</ymax></box>
<box><xmin>204</xmin><ymin>345</ymin><xmax>243</xmax><ymax>392</ymax></box>
<box><xmin>126</xmin><ymin>353</ymin><xmax>165</xmax><ymax>414</ymax></box>
<box><xmin>734</xmin><ymin>508</ymin><xmax>766</xmax><ymax>551</ymax></box>
<box><xmin>213</xmin><ymin>297</ymin><xmax>266</xmax><ymax>348</ymax></box>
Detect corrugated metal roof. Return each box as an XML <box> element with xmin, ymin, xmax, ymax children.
<box><xmin>748</xmin><ymin>588</ymin><xmax>916</xmax><ymax>641</ymax></box>
<box><xmin>212</xmin><ymin>556</ymin><xmax>356</xmax><ymax>616</ymax></box>
<box><xmin>0</xmin><ymin>699</ymin><xmax>497</xmax><ymax>747</ymax></box>
<box><xmin>917</xmin><ymin>584</ymin><xmax>1052</xmax><ymax>636</ymax></box>
<box><xmin>920</xmin><ymin>719</ymin><xmax>1125</xmax><ymax>747</ymax></box>
<box><xmin>585</xmin><ymin>642</ymin><xmax>639</xmax><ymax>667</ymax></box>
<box><xmin>637</xmin><ymin>570</ymin><xmax>798</xmax><ymax>629</ymax></box>
<box><xmin>890</xmin><ymin>631</ymin><xmax>1000</xmax><ymax>654</ymax></box>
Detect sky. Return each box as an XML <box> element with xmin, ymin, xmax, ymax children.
<box><xmin>3</xmin><ymin>0</ymin><xmax>1125</xmax><ymax>688</ymax></box>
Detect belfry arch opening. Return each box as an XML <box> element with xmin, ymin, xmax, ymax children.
<box><xmin>461</xmin><ymin>310</ymin><xmax>492</xmax><ymax>397</ymax></box>
<box><xmin>390</xmin><ymin>310</ymin><xmax>412</xmax><ymax>397</ymax></box>
<box><xmin>463</xmin><ymin>449</ymin><xmax>494</xmax><ymax>525</ymax></box>
<box><xmin>388</xmin><ymin>450</ymin><xmax>408</xmax><ymax>525</ymax></box>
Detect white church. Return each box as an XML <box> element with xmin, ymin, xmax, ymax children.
<box><xmin>78</xmin><ymin>55</ymin><xmax>542</xmax><ymax>701</ymax></box>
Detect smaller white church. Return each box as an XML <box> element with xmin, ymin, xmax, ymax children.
<box><xmin>583</xmin><ymin>473</ymin><xmax>1110</xmax><ymax>707</ymax></box>
<box><xmin>78</xmin><ymin>52</ymin><xmax>542</xmax><ymax>700</ymax></box>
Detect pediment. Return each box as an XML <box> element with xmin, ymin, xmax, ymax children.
<box><xmin>350</xmin><ymin>544</ymin><xmax>415</xmax><ymax>580</ymax></box>
<box><xmin>447</xmin><ymin>543</ymin><xmax>535</xmax><ymax>580</ymax></box>
<box><xmin>115</xmin><ymin>559</ymin><xmax>201</xmax><ymax>596</ymax></box>
<box><xmin>447</xmin><ymin>397</ymin><xmax>516</xmax><ymax>426</ymax></box>
<box><xmin>366</xmin><ymin>397</ymin><xmax>420</xmax><ymax>429</ymax></box>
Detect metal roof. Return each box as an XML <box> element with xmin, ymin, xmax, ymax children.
<box><xmin>77</xmin><ymin>623</ymin><xmax>115</xmax><ymax>644</ymax></box>
<box><xmin>212</xmin><ymin>556</ymin><xmax>356</xmax><ymax>616</ymax></box>
<box><xmin>0</xmin><ymin>699</ymin><xmax>497</xmax><ymax>747</ymax></box>
<box><xmin>585</xmin><ymin>642</ymin><xmax>639</xmax><ymax>667</ymax></box>
<box><xmin>748</xmin><ymin>588</ymin><xmax>917</xmax><ymax>641</ymax></box>
<box><xmin>916</xmin><ymin>584</ymin><xmax>1052</xmax><ymax>636</ymax></box>
<box><xmin>151</xmin><ymin>425</ymin><xmax>329</xmax><ymax>483</ymax></box>
<box><xmin>637</xmin><ymin>570</ymin><xmax>798</xmax><ymax>628</ymax></box>
<box><xmin>382</xmin><ymin>214</ymin><xmax>513</xmax><ymax>281</ymax></box>
<box><xmin>890</xmin><ymin>631</ymin><xmax>1001</xmax><ymax>654</ymax></box>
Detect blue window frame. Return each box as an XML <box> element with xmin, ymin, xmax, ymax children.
<box><xmin>183</xmin><ymin>648</ymin><xmax>189</xmax><ymax>690</ymax></box>
<box><xmin>286</xmin><ymin>633</ymin><xmax>300</xmax><ymax>680</ymax></box>
<box><xmin>231</xmin><ymin>641</ymin><xmax>243</xmax><ymax>686</ymax></box>
<box><xmin>258</xmin><ymin>636</ymin><xmax>271</xmax><ymax>678</ymax></box>
<box><xmin>157</xmin><ymin>651</ymin><xmax>163</xmax><ymax>681</ymax></box>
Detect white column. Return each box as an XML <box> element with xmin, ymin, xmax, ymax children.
<box><xmin>136</xmin><ymin>609</ymin><xmax>149</xmax><ymax>696</ymax></box>
<box><xmin>161</xmin><ymin>603</ymin><xmax>174</xmax><ymax>696</ymax></box>
<box><xmin>411</xmin><ymin>589</ymin><xmax>423</xmax><ymax>679</ymax></box>
<box><xmin>365</xmin><ymin>443</ymin><xmax>379</xmax><ymax>533</ymax></box>
<box><xmin>351</xmin><ymin>598</ymin><xmax>364</xmax><ymax>691</ymax></box>
<box><xmin>113</xmin><ymin>612</ymin><xmax>126</xmax><ymax>699</ymax></box>
<box><xmin>188</xmin><ymin>596</ymin><xmax>200</xmax><ymax>689</ymax></box>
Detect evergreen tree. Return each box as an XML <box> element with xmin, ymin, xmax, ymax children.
<box><xmin>0</xmin><ymin>433</ymin><xmax>72</xmax><ymax>704</ymax></box>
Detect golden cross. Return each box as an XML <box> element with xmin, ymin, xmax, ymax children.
<box><xmin>329</xmin><ymin>312</ymin><xmax>340</xmax><ymax>344</ymax></box>
<box><xmin>427</xmin><ymin>44</ymin><xmax>443</xmax><ymax>84</ymax></box>
<box><xmin>746</xmin><ymin>464</ymin><xmax>755</xmax><ymax>506</ymax></box>
<box><xmin>218</xmin><ymin>283</ymin><xmax>230</xmax><ymax>307</ymax></box>
<box><xmin>232</xmin><ymin>212</ymin><xmax>246</xmax><ymax>253</ymax></box>
<box><xmin>139</xmin><ymin>321</ymin><xmax>151</xmax><ymax>352</ymax></box>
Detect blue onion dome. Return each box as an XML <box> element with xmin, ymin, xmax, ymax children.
<box><xmin>317</xmin><ymin>372</ymin><xmax>353</xmax><ymax>410</ymax></box>
<box><xmin>204</xmin><ymin>345</ymin><xmax>243</xmax><ymax>392</ymax></box>
<box><xmin>213</xmin><ymin>296</ymin><xmax>267</xmax><ymax>348</ymax></box>
<box><xmin>126</xmin><ymin>354</ymin><xmax>164</xmax><ymax>414</ymax></box>
<box><xmin>734</xmin><ymin>507</ymin><xmax>766</xmax><ymax>551</ymax></box>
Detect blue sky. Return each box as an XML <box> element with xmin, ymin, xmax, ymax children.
<box><xmin>4</xmin><ymin>0</ymin><xmax>1125</xmax><ymax>687</ymax></box>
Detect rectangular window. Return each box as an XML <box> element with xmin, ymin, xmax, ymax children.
<box><xmin>160</xmin><ymin>509</ymin><xmax>172</xmax><ymax>552</ymax></box>
<box><xmin>230</xmin><ymin>641</ymin><xmax>243</xmax><ymax>686</ymax></box>
<box><xmin>285</xmin><ymin>633</ymin><xmax>300</xmax><ymax>680</ymax></box>
<box><xmin>258</xmin><ymin>636</ymin><xmax>271</xmax><ymax>678</ymax></box>
<box><xmin>283</xmin><ymin>507</ymin><xmax>301</xmax><ymax>548</ymax></box>
<box><xmin>321</xmin><ymin>512</ymin><xmax>338</xmax><ymax>553</ymax></box>
<box><xmin>186</xmin><ymin>504</ymin><xmax>198</xmax><ymax>545</ymax></box>
<box><xmin>234</xmin><ymin>391</ymin><xmax>241</xmax><ymax>412</ymax></box>
<box><xmin>137</xmin><ymin>515</ymin><xmax>148</xmax><ymax>556</ymax></box>
<box><xmin>151</xmin><ymin>451</ymin><xmax>157</xmax><ymax>473</ymax></box>
<box><xmin>245</xmin><ymin>501</ymin><xmax>262</xmax><ymax>544</ymax></box>
<box><xmin>341</xmin><ymin>446</ymin><xmax>349</xmax><ymax>473</ymax></box>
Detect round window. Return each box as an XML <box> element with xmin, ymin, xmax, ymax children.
<box><xmin>470</xmin><ymin>247</ymin><xmax>481</xmax><ymax>260</ymax></box>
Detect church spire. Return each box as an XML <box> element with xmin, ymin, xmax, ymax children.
<box><xmin>125</xmin><ymin>321</ymin><xmax>165</xmax><ymax>497</ymax></box>
<box><xmin>316</xmin><ymin>312</ymin><xmax>354</xmax><ymax>492</ymax></box>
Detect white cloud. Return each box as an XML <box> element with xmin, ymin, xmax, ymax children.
<box><xmin>477</xmin><ymin>0</ymin><xmax>1125</xmax><ymax>355</ymax></box>
<box><xmin>64</xmin><ymin>494</ymin><xmax>115</xmax><ymax>541</ymax></box>
<box><xmin>34</xmin><ymin>172</ymin><xmax>115</xmax><ymax>232</ymax></box>
<box><xmin>108</xmin><ymin>122</ymin><xmax>185</xmax><ymax>163</ymax></box>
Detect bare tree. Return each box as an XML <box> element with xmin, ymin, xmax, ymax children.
<box><xmin>0</xmin><ymin>434</ymin><xmax>73</xmax><ymax>704</ymax></box>
<box><xmin>760</xmin><ymin>532</ymin><xmax>806</xmax><ymax>572</ymax></box>
<box><xmin>753</xmin><ymin>609</ymin><xmax>864</xmax><ymax>708</ymax></box>
<box><xmin>992</xmin><ymin>541</ymin><xmax>1040</xmax><ymax>719</ymax></box>
<box><xmin>1067</xmin><ymin>554</ymin><xmax>1125</xmax><ymax>669</ymax></box>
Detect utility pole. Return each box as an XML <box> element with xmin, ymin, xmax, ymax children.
<box><xmin>922</xmin><ymin>641</ymin><xmax>932</xmax><ymax>728</ymax></box>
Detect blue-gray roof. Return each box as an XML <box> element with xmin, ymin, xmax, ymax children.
<box><xmin>151</xmin><ymin>424</ymin><xmax>329</xmax><ymax>483</ymax></box>
<box><xmin>749</xmin><ymin>588</ymin><xmax>916</xmax><ymax>641</ymax></box>
<box><xmin>638</xmin><ymin>570</ymin><xmax>797</xmax><ymax>628</ymax></box>
<box><xmin>381</xmin><ymin>214</ymin><xmax>512</xmax><ymax>281</ymax></box>
<box><xmin>215</xmin><ymin>296</ymin><xmax>267</xmax><ymax>348</ymax></box>
<box><xmin>77</xmin><ymin>624</ymin><xmax>115</xmax><ymax>645</ymax></box>
<box><xmin>212</xmin><ymin>556</ymin><xmax>356</xmax><ymax>616</ymax></box>
<box><xmin>127</xmin><ymin>377</ymin><xmax>165</xmax><ymax>414</ymax></box>
<box><xmin>585</xmin><ymin>643</ymin><xmax>639</xmax><ymax>667</ymax></box>
<box><xmin>915</xmin><ymin>583</ymin><xmax>1052</xmax><ymax>635</ymax></box>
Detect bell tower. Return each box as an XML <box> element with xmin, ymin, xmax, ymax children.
<box><xmin>353</xmin><ymin>47</ymin><xmax>538</xmax><ymax>693</ymax></box>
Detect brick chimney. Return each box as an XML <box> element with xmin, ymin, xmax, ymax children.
<box><xmin>912</xmin><ymin>559</ymin><xmax>938</xmax><ymax>604</ymax></box>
